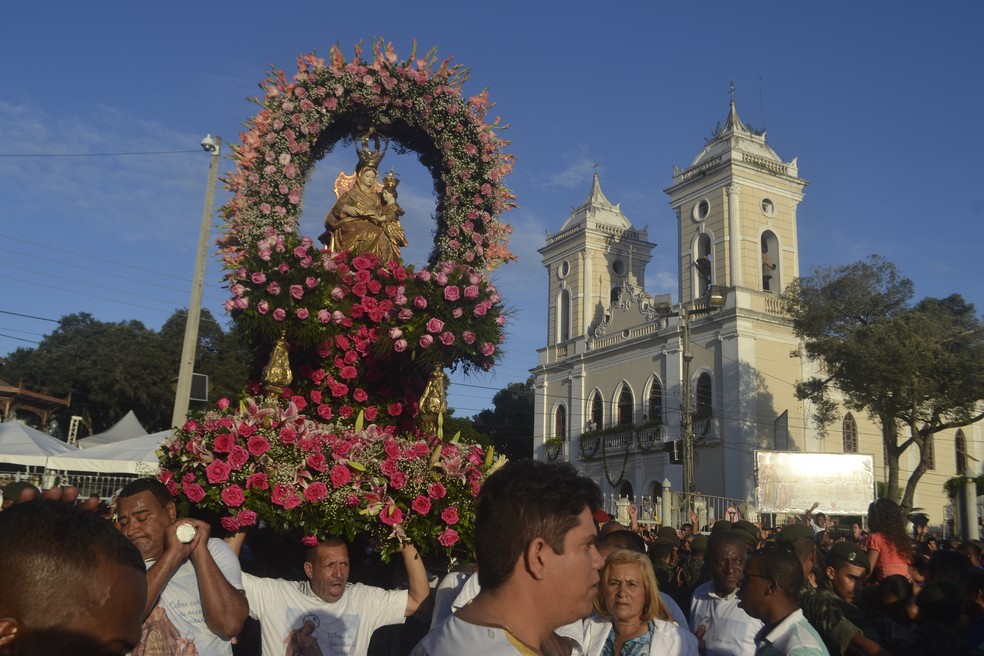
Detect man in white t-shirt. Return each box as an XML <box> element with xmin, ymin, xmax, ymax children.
<box><xmin>412</xmin><ymin>460</ymin><xmax>606</xmax><ymax>656</ymax></box>
<box><xmin>689</xmin><ymin>531</ymin><xmax>763</xmax><ymax>656</ymax></box>
<box><xmin>116</xmin><ymin>478</ymin><xmax>249</xmax><ymax>655</ymax></box>
<box><xmin>227</xmin><ymin>534</ymin><xmax>430</xmax><ymax>656</ymax></box>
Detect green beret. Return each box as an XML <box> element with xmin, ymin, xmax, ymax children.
<box><xmin>731</xmin><ymin>528</ymin><xmax>759</xmax><ymax>548</ymax></box>
<box><xmin>827</xmin><ymin>541</ymin><xmax>870</xmax><ymax>573</ymax></box>
<box><xmin>777</xmin><ymin>523</ymin><xmax>814</xmax><ymax>543</ymax></box>
<box><xmin>734</xmin><ymin>520</ymin><xmax>761</xmax><ymax>542</ymax></box>
<box><xmin>711</xmin><ymin>520</ymin><xmax>733</xmax><ymax>534</ymax></box>
<box><xmin>690</xmin><ymin>535</ymin><xmax>709</xmax><ymax>552</ymax></box>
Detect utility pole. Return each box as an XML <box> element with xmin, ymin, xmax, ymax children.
<box><xmin>680</xmin><ymin>305</ymin><xmax>696</xmax><ymax>516</ymax></box>
<box><xmin>171</xmin><ymin>135</ymin><xmax>221</xmax><ymax>429</ymax></box>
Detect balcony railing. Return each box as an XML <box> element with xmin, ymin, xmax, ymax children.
<box><xmin>580</xmin><ymin>423</ymin><xmax>666</xmax><ymax>459</ymax></box>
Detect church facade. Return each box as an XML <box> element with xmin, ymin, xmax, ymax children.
<box><xmin>531</xmin><ymin>100</ymin><xmax>979</xmax><ymax>530</ymax></box>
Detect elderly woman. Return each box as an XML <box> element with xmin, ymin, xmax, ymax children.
<box><xmin>583</xmin><ymin>549</ymin><xmax>698</xmax><ymax>656</ymax></box>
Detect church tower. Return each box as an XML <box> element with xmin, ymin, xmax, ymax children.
<box><xmin>539</xmin><ymin>172</ymin><xmax>656</xmax><ymax>349</ymax></box>
<box><xmin>665</xmin><ymin>93</ymin><xmax>807</xmax><ymax>305</ymax></box>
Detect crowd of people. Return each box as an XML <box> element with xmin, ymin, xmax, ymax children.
<box><xmin>3</xmin><ymin>468</ymin><xmax>984</xmax><ymax>656</ymax></box>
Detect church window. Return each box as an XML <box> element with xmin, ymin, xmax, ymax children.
<box><xmin>612</xmin><ymin>259</ymin><xmax>626</xmax><ymax>276</ymax></box>
<box><xmin>761</xmin><ymin>231</ymin><xmax>780</xmax><ymax>294</ymax></box>
<box><xmin>842</xmin><ymin>413</ymin><xmax>858</xmax><ymax>453</ymax></box>
<box><xmin>647</xmin><ymin>379</ymin><xmax>664</xmax><ymax>425</ymax></box>
<box><xmin>695</xmin><ymin>373</ymin><xmax>712</xmax><ymax>436</ymax></box>
<box><xmin>557</xmin><ymin>289</ymin><xmax>571</xmax><ymax>342</ymax></box>
<box><xmin>761</xmin><ymin>198</ymin><xmax>775</xmax><ymax>216</ymax></box>
<box><xmin>589</xmin><ymin>392</ymin><xmax>603</xmax><ymax>431</ymax></box>
<box><xmin>693</xmin><ymin>199</ymin><xmax>710</xmax><ymax>221</ymax></box>
<box><xmin>956</xmin><ymin>429</ymin><xmax>968</xmax><ymax>475</ymax></box>
<box><xmin>617</xmin><ymin>385</ymin><xmax>634</xmax><ymax>425</ymax></box>
<box><xmin>558</xmin><ymin>260</ymin><xmax>570</xmax><ymax>278</ymax></box>
<box><xmin>554</xmin><ymin>406</ymin><xmax>567</xmax><ymax>441</ymax></box>
<box><xmin>695</xmin><ymin>234</ymin><xmax>713</xmax><ymax>298</ymax></box>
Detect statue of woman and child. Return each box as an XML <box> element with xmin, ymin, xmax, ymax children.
<box><xmin>318</xmin><ymin>128</ymin><xmax>408</xmax><ymax>263</ymax></box>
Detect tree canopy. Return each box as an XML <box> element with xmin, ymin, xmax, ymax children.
<box><xmin>1</xmin><ymin>310</ymin><xmax>250</xmax><ymax>435</ymax></box>
<box><xmin>472</xmin><ymin>376</ymin><xmax>534</xmax><ymax>461</ymax></box>
<box><xmin>784</xmin><ymin>255</ymin><xmax>984</xmax><ymax>513</ymax></box>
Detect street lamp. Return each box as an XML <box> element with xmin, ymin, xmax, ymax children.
<box><xmin>171</xmin><ymin>135</ymin><xmax>222</xmax><ymax>428</ymax></box>
<box><xmin>657</xmin><ymin>285</ymin><xmax>729</xmax><ymax>517</ymax></box>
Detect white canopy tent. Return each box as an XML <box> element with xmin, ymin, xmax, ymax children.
<box><xmin>0</xmin><ymin>421</ymin><xmax>78</xmax><ymax>466</ymax></box>
<box><xmin>77</xmin><ymin>410</ymin><xmax>149</xmax><ymax>448</ymax></box>
<box><xmin>45</xmin><ymin>430</ymin><xmax>169</xmax><ymax>475</ymax></box>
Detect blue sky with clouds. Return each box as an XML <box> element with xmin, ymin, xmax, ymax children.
<box><xmin>1</xmin><ymin>2</ymin><xmax>982</xmax><ymax>420</ymax></box>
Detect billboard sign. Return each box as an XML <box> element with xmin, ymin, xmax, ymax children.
<box><xmin>756</xmin><ymin>450</ymin><xmax>875</xmax><ymax>515</ymax></box>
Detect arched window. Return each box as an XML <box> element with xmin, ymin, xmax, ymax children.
<box><xmin>554</xmin><ymin>406</ymin><xmax>567</xmax><ymax>441</ymax></box>
<box><xmin>647</xmin><ymin>379</ymin><xmax>663</xmax><ymax>425</ymax></box>
<box><xmin>956</xmin><ymin>429</ymin><xmax>968</xmax><ymax>475</ymax></box>
<box><xmin>761</xmin><ymin>231</ymin><xmax>780</xmax><ymax>294</ymax></box>
<box><xmin>695</xmin><ymin>233</ymin><xmax>712</xmax><ymax>298</ymax></box>
<box><xmin>695</xmin><ymin>373</ymin><xmax>712</xmax><ymax>436</ymax></box>
<box><xmin>842</xmin><ymin>413</ymin><xmax>858</xmax><ymax>453</ymax></box>
<box><xmin>590</xmin><ymin>392</ymin><xmax>603</xmax><ymax>431</ymax></box>
<box><xmin>617</xmin><ymin>385</ymin><xmax>634</xmax><ymax>426</ymax></box>
<box><xmin>557</xmin><ymin>288</ymin><xmax>571</xmax><ymax>342</ymax></box>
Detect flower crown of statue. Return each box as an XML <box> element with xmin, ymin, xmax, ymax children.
<box><xmin>356</xmin><ymin>127</ymin><xmax>389</xmax><ymax>170</ymax></box>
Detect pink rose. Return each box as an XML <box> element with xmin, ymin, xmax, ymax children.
<box><xmin>247</xmin><ymin>436</ymin><xmax>271</xmax><ymax>456</ymax></box>
<box><xmin>413</xmin><ymin>296</ymin><xmax>427</xmax><ymax>309</ymax></box>
<box><xmin>438</xmin><ymin>528</ymin><xmax>460</xmax><ymax>547</ymax></box>
<box><xmin>419</xmin><ymin>334</ymin><xmax>434</xmax><ymax>348</ymax></box>
<box><xmin>221</xmin><ymin>485</ymin><xmax>245</xmax><ymax>507</ymax></box>
<box><xmin>411</xmin><ymin>495</ymin><xmax>431</xmax><ymax>514</ymax></box>
<box><xmin>205</xmin><ymin>458</ymin><xmax>232</xmax><ymax>484</ymax></box>
<box><xmin>307</xmin><ymin>453</ymin><xmax>328</xmax><ymax>472</ymax></box>
<box><xmin>318</xmin><ymin>308</ymin><xmax>330</xmax><ymax>323</ymax></box>
<box><xmin>388</xmin><ymin>327</ymin><xmax>403</xmax><ymax>339</ymax></box>
<box><xmin>393</xmin><ymin>338</ymin><xmax>408</xmax><ymax>352</ymax></box>
<box><xmin>304</xmin><ymin>482</ymin><xmax>328</xmax><ymax>502</ymax></box>
<box><xmin>301</xmin><ymin>535</ymin><xmax>319</xmax><ymax>547</ymax></box>
<box><xmin>481</xmin><ymin>342</ymin><xmax>495</xmax><ymax>356</ymax></box>
<box><xmin>245</xmin><ymin>473</ymin><xmax>269</xmax><ymax>490</ymax></box>
<box><xmin>228</xmin><ymin>445</ymin><xmax>249</xmax><ymax>470</ymax></box>
<box><xmin>237</xmin><ymin>509</ymin><xmax>258</xmax><ymax>527</ymax></box>
<box><xmin>441</xmin><ymin>507</ymin><xmax>460</xmax><ymax>525</ymax></box>
<box><xmin>184</xmin><ymin>483</ymin><xmax>205</xmax><ymax>503</ymax></box>
<box><xmin>398</xmin><ymin>308</ymin><xmax>413</xmax><ymax>321</ymax></box>
<box><xmin>428</xmin><ymin>482</ymin><xmax>447</xmax><ymax>499</ymax></box>
<box><xmin>273</xmin><ymin>308</ymin><xmax>287</xmax><ymax>322</ymax></box>
<box><xmin>257</xmin><ymin>300</ymin><xmax>270</xmax><ymax>315</ymax></box>
<box><xmin>305</xmin><ymin>276</ymin><xmax>318</xmax><ymax>289</ymax></box>
<box><xmin>440</xmin><ymin>331</ymin><xmax>456</xmax><ymax>346</ymax></box>
<box><xmin>462</xmin><ymin>331</ymin><xmax>476</xmax><ymax>344</ymax></box>
<box><xmin>426</xmin><ymin>318</ymin><xmax>445</xmax><ymax>333</ymax></box>
<box><xmin>379</xmin><ymin>504</ymin><xmax>404</xmax><ymax>526</ymax></box>
<box><xmin>212</xmin><ymin>432</ymin><xmax>235</xmax><ymax>453</ymax></box>
<box><xmin>444</xmin><ymin>286</ymin><xmax>461</xmax><ymax>302</ymax></box>
<box><xmin>329</xmin><ymin>464</ymin><xmax>351</xmax><ymax>488</ymax></box>
<box><xmin>251</xmin><ymin>272</ymin><xmax>267</xmax><ymax>284</ymax></box>
<box><xmin>267</xmin><ymin>282</ymin><xmax>281</xmax><ymax>295</ymax></box>
<box><xmin>290</xmin><ymin>285</ymin><xmax>304</xmax><ymax>300</ymax></box>
<box><xmin>464</xmin><ymin>285</ymin><xmax>479</xmax><ymax>299</ymax></box>
<box><xmin>296</xmin><ymin>308</ymin><xmax>309</xmax><ymax>320</ymax></box>
<box><xmin>216</xmin><ymin>397</ymin><xmax>230</xmax><ymax>410</ymax></box>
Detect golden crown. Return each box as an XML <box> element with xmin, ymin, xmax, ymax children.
<box><xmin>382</xmin><ymin>168</ymin><xmax>400</xmax><ymax>192</ymax></box>
<box><xmin>355</xmin><ymin>127</ymin><xmax>388</xmax><ymax>170</ymax></box>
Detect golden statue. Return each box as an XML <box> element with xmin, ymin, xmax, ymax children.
<box><xmin>262</xmin><ymin>331</ymin><xmax>293</xmax><ymax>400</ymax></box>
<box><xmin>319</xmin><ymin>128</ymin><xmax>408</xmax><ymax>263</ymax></box>
<box><xmin>418</xmin><ymin>364</ymin><xmax>448</xmax><ymax>435</ymax></box>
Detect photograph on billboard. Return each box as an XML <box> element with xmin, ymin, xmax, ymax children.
<box><xmin>756</xmin><ymin>450</ymin><xmax>875</xmax><ymax>515</ymax></box>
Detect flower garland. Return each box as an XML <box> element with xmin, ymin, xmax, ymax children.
<box><xmin>160</xmin><ymin>399</ymin><xmax>506</xmax><ymax>561</ymax></box>
<box><xmin>218</xmin><ymin>40</ymin><xmax>516</xmax><ymax>271</ymax></box>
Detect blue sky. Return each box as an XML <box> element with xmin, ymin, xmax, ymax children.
<box><xmin>1</xmin><ymin>2</ymin><xmax>982</xmax><ymax>420</ymax></box>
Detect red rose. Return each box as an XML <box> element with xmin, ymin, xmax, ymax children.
<box><xmin>329</xmin><ymin>464</ymin><xmax>351</xmax><ymax>488</ymax></box>
<box><xmin>428</xmin><ymin>482</ymin><xmax>447</xmax><ymax>499</ymax></box>
<box><xmin>247</xmin><ymin>436</ymin><xmax>271</xmax><ymax>456</ymax></box>
<box><xmin>389</xmin><ymin>471</ymin><xmax>407</xmax><ymax>490</ymax></box>
<box><xmin>246</xmin><ymin>473</ymin><xmax>269</xmax><ymax>490</ymax></box>
<box><xmin>184</xmin><ymin>483</ymin><xmax>206</xmax><ymax>503</ymax></box>
<box><xmin>304</xmin><ymin>482</ymin><xmax>328</xmax><ymax>502</ymax></box>
<box><xmin>387</xmin><ymin>402</ymin><xmax>403</xmax><ymax>416</ymax></box>
<box><xmin>364</xmin><ymin>406</ymin><xmax>378</xmax><ymax>421</ymax></box>
<box><xmin>236</xmin><ymin>509</ymin><xmax>258</xmax><ymax>527</ymax></box>
<box><xmin>379</xmin><ymin>504</ymin><xmax>404</xmax><ymax>526</ymax></box>
<box><xmin>307</xmin><ymin>453</ymin><xmax>328</xmax><ymax>472</ymax></box>
<box><xmin>221</xmin><ymin>485</ymin><xmax>246</xmax><ymax>508</ymax></box>
<box><xmin>317</xmin><ymin>404</ymin><xmax>333</xmax><ymax>420</ymax></box>
<box><xmin>441</xmin><ymin>507</ymin><xmax>460</xmax><ymax>525</ymax></box>
<box><xmin>228</xmin><ymin>445</ymin><xmax>249</xmax><ymax>470</ymax></box>
<box><xmin>205</xmin><ymin>459</ymin><xmax>232</xmax><ymax>484</ymax></box>
<box><xmin>212</xmin><ymin>433</ymin><xmax>234</xmax><ymax>454</ymax></box>
<box><xmin>220</xmin><ymin>516</ymin><xmax>239</xmax><ymax>532</ymax></box>
<box><xmin>411</xmin><ymin>495</ymin><xmax>431</xmax><ymax>514</ymax></box>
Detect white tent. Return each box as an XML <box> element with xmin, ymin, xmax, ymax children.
<box><xmin>45</xmin><ymin>430</ymin><xmax>170</xmax><ymax>475</ymax></box>
<box><xmin>0</xmin><ymin>421</ymin><xmax>78</xmax><ymax>466</ymax></box>
<box><xmin>77</xmin><ymin>410</ymin><xmax>149</xmax><ymax>448</ymax></box>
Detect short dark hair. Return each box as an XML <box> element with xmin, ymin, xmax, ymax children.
<box><xmin>474</xmin><ymin>461</ymin><xmax>602</xmax><ymax>591</ymax></box>
<box><xmin>0</xmin><ymin>501</ymin><xmax>145</xmax><ymax>623</ymax></box>
<box><xmin>597</xmin><ymin>530</ymin><xmax>647</xmax><ymax>554</ymax></box>
<box><xmin>707</xmin><ymin>529</ymin><xmax>748</xmax><ymax>555</ymax></box>
<box><xmin>117</xmin><ymin>477</ymin><xmax>173</xmax><ymax>508</ymax></box>
<box><xmin>751</xmin><ymin>547</ymin><xmax>803</xmax><ymax>601</ymax></box>
<box><xmin>304</xmin><ymin>536</ymin><xmax>347</xmax><ymax>564</ymax></box>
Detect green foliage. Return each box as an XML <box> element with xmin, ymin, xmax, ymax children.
<box><xmin>472</xmin><ymin>376</ymin><xmax>534</xmax><ymax>461</ymax></box>
<box><xmin>784</xmin><ymin>255</ymin><xmax>984</xmax><ymax>513</ymax></box>
<box><xmin>943</xmin><ymin>475</ymin><xmax>984</xmax><ymax>501</ymax></box>
<box><xmin>0</xmin><ymin>310</ymin><xmax>249</xmax><ymax>434</ymax></box>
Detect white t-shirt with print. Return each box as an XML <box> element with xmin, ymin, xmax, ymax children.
<box><xmin>689</xmin><ymin>580</ymin><xmax>763</xmax><ymax>656</ymax></box>
<box><xmin>143</xmin><ymin>537</ymin><xmax>244</xmax><ymax>656</ymax></box>
<box><xmin>243</xmin><ymin>573</ymin><xmax>407</xmax><ymax>656</ymax></box>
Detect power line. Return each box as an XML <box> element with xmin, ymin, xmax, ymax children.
<box><xmin>0</xmin><ymin>309</ymin><xmax>60</xmax><ymax>323</ymax></box>
<box><xmin>0</xmin><ymin>333</ymin><xmax>39</xmax><ymax>344</ymax></box>
<box><xmin>0</xmin><ymin>149</ymin><xmax>201</xmax><ymax>158</ymax></box>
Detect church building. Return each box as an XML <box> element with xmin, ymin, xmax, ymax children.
<box><xmin>532</xmin><ymin>99</ymin><xmax>977</xmax><ymax>530</ymax></box>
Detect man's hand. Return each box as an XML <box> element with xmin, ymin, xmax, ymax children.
<box><xmin>163</xmin><ymin>517</ymin><xmax>210</xmax><ymax>561</ymax></box>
